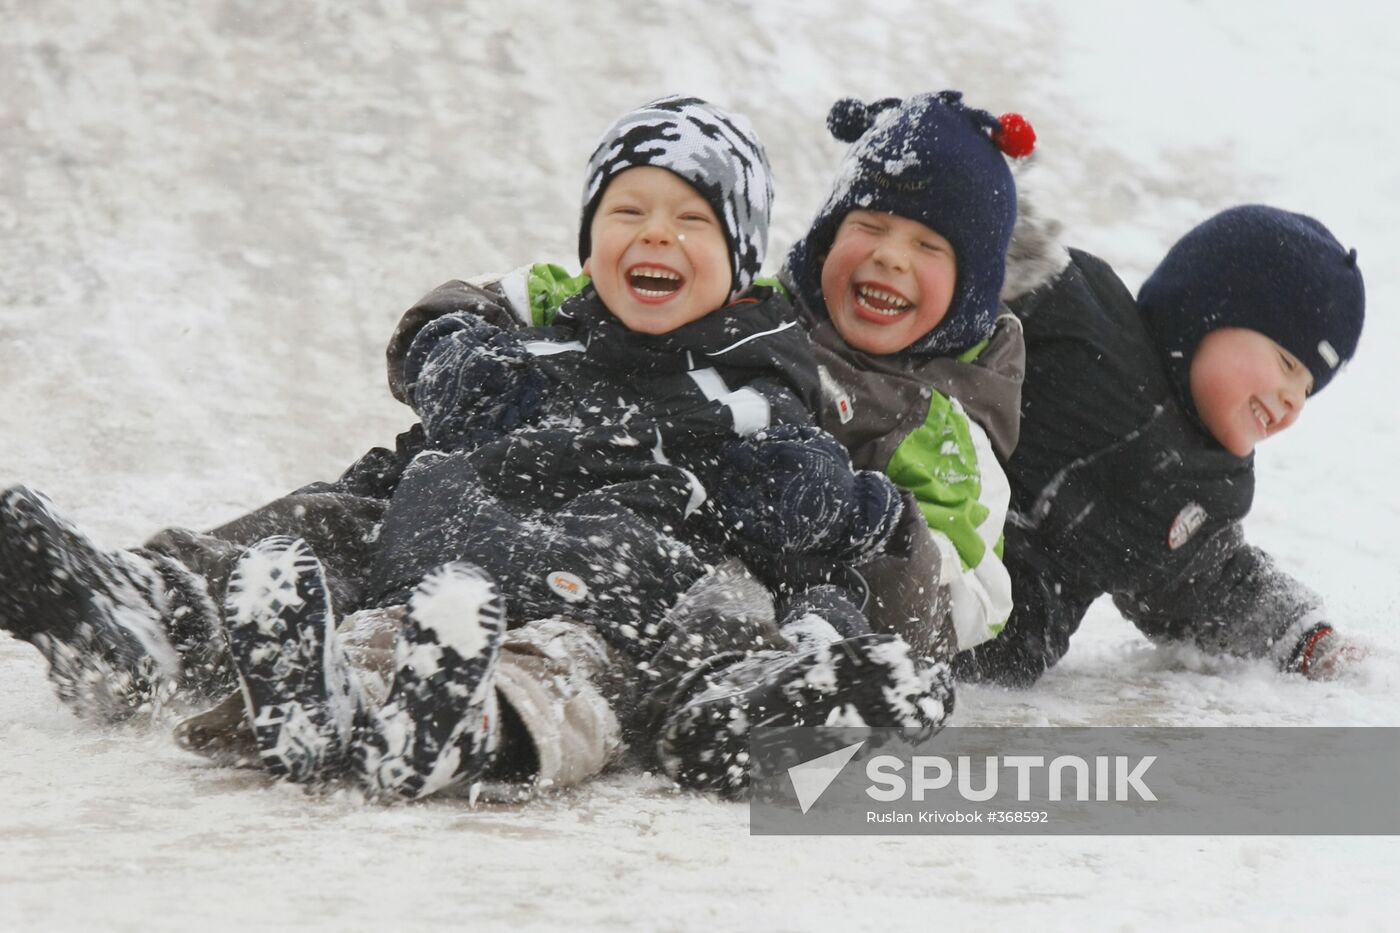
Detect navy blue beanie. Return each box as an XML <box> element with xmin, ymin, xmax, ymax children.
<box><xmin>783</xmin><ymin>91</ymin><xmax>1025</xmax><ymax>356</ymax></box>
<box><xmin>1138</xmin><ymin>205</ymin><xmax>1365</xmax><ymax>405</ymax></box>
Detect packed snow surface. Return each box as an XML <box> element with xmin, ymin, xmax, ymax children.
<box><xmin>3</xmin><ymin>1</ymin><xmax>1398</xmax><ymax>930</ymax></box>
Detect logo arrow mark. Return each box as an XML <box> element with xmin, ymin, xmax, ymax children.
<box><xmin>788</xmin><ymin>740</ymin><xmax>866</xmax><ymax>814</ymax></box>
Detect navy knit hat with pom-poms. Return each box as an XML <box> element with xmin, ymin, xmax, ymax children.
<box><xmin>1138</xmin><ymin>205</ymin><xmax>1365</xmax><ymax>405</ymax></box>
<box><xmin>579</xmin><ymin>95</ymin><xmax>773</xmax><ymax>302</ymax></box>
<box><xmin>783</xmin><ymin>91</ymin><xmax>1033</xmax><ymax>356</ymax></box>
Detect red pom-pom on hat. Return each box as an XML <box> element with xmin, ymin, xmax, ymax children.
<box><xmin>994</xmin><ymin>113</ymin><xmax>1036</xmax><ymax>158</ymax></box>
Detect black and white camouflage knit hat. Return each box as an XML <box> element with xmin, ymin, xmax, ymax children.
<box><xmin>578</xmin><ymin>95</ymin><xmax>774</xmax><ymax>301</ymax></box>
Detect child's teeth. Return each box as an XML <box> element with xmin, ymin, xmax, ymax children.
<box><xmin>855</xmin><ymin>285</ymin><xmax>912</xmax><ymax>314</ymax></box>
<box><xmin>628</xmin><ymin>266</ymin><xmax>682</xmax><ymax>296</ymax></box>
<box><xmin>1251</xmin><ymin>400</ymin><xmax>1271</xmax><ymax>431</ymax></box>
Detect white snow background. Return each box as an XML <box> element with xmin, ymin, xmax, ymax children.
<box><xmin>2</xmin><ymin>0</ymin><xmax>1398</xmax><ymax>930</ymax></box>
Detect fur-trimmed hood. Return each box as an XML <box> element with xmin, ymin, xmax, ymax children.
<box><xmin>1000</xmin><ymin>167</ymin><xmax>1071</xmax><ymax>303</ymax></box>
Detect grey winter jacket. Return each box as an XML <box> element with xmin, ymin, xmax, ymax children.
<box><xmin>786</xmin><ymin>295</ymin><xmax>1027</xmax><ymax>659</ymax></box>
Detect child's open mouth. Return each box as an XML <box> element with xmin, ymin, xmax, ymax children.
<box><xmin>627</xmin><ymin>264</ymin><xmax>684</xmax><ymax>301</ymax></box>
<box><xmin>853</xmin><ymin>282</ymin><xmax>913</xmax><ymax>319</ymax></box>
<box><xmin>1250</xmin><ymin>397</ymin><xmax>1274</xmax><ymax>433</ymax></box>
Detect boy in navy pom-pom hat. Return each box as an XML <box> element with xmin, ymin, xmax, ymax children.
<box><xmin>777</xmin><ymin>90</ymin><xmax>1042</xmax><ymax>663</ymax></box>
<box><xmin>955</xmin><ymin>204</ymin><xmax>1368</xmax><ymax>686</ymax></box>
<box><xmin>786</xmin><ymin>91</ymin><xmax>1024</xmax><ymax>358</ymax></box>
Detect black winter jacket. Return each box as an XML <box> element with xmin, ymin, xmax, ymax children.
<box><xmin>325</xmin><ymin>282</ymin><xmax>816</xmax><ymax>499</ymax></box>
<box><xmin>365</xmin><ymin>287</ymin><xmax>899</xmax><ymax>646</ymax></box>
<box><xmin>954</xmin><ymin>249</ymin><xmax>1324</xmax><ymax>686</ymax></box>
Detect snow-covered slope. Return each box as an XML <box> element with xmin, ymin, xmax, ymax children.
<box><xmin>3</xmin><ymin>1</ymin><xmax>1397</xmax><ymax>930</ymax></box>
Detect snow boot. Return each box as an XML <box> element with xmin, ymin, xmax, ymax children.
<box><xmin>647</xmin><ymin>559</ymin><xmax>784</xmax><ymax>672</ymax></box>
<box><xmin>777</xmin><ymin>584</ymin><xmax>872</xmax><ymax>651</ymax></box>
<box><xmin>0</xmin><ymin>486</ymin><xmax>189</xmax><ymax>720</ymax></box>
<box><xmin>656</xmin><ymin>633</ymin><xmax>954</xmax><ymax>796</ymax></box>
<box><xmin>222</xmin><ymin>536</ymin><xmax>357</xmax><ymax>783</ymax></box>
<box><xmin>354</xmin><ymin>562</ymin><xmax>506</xmax><ymax>801</ymax></box>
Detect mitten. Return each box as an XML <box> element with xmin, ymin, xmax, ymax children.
<box><xmin>1290</xmin><ymin>626</ymin><xmax>1368</xmax><ymax>681</ymax></box>
<box><xmin>386</xmin><ymin>282</ymin><xmax>519</xmax><ymax>404</ymax></box>
<box><xmin>715</xmin><ymin>424</ymin><xmax>902</xmax><ymax>563</ymax></box>
<box><xmin>404</xmin><ymin>312</ymin><xmax>548</xmax><ymax>449</ymax></box>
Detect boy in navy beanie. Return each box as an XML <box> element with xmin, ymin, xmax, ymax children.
<box><xmin>1139</xmin><ymin>205</ymin><xmax>1364</xmax><ymax>456</ymax></box>
<box><xmin>955</xmin><ymin>204</ymin><xmax>1367</xmax><ymax>687</ymax></box>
